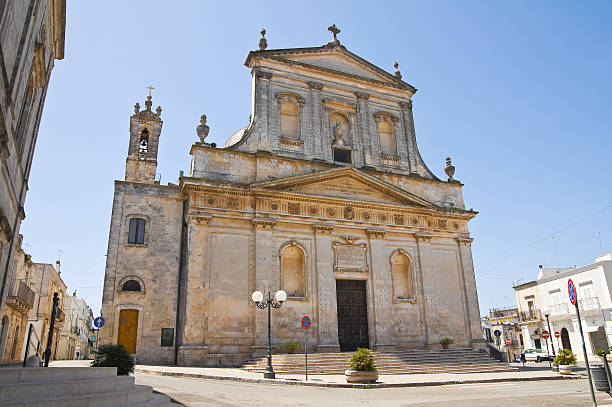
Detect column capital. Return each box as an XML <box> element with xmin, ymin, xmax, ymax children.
<box><xmin>312</xmin><ymin>223</ymin><xmax>334</xmax><ymax>234</ymax></box>
<box><xmin>366</xmin><ymin>229</ymin><xmax>386</xmax><ymax>239</ymax></box>
<box><xmin>415</xmin><ymin>232</ymin><xmax>432</xmax><ymax>242</ymax></box>
<box><xmin>254</xmin><ymin>69</ymin><xmax>272</xmax><ymax>80</ymax></box>
<box><xmin>457</xmin><ymin>236</ymin><xmax>473</xmax><ymax>246</ymax></box>
<box><xmin>399</xmin><ymin>100</ymin><xmax>413</xmax><ymax>110</ymax></box>
<box><xmin>252</xmin><ymin>217</ymin><xmax>277</xmax><ymax>229</ymax></box>
<box><xmin>308</xmin><ymin>81</ymin><xmax>323</xmax><ymax>90</ymax></box>
<box><xmin>185</xmin><ymin>211</ymin><xmax>211</xmax><ymax>225</ymax></box>
<box><xmin>354</xmin><ymin>91</ymin><xmax>370</xmax><ymax>100</ymax></box>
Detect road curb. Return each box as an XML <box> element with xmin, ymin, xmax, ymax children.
<box><xmin>135</xmin><ymin>368</ymin><xmax>582</xmax><ymax>389</ymax></box>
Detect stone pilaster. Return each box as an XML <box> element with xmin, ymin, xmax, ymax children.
<box><xmin>366</xmin><ymin>229</ymin><xmax>394</xmax><ymax>349</ymax></box>
<box><xmin>251</xmin><ymin>217</ymin><xmax>277</xmax><ymax>350</ymax></box>
<box><xmin>399</xmin><ymin>100</ymin><xmax>418</xmax><ymax>173</ymax></box>
<box><xmin>355</xmin><ymin>92</ymin><xmax>373</xmax><ymax>166</ymax></box>
<box><xmin>312</xmin><ymin>223</ymin><xmax>340</xmax><ymax>352</ymax></box>
<box><xmin>457</xmin><ymin>236</ymin><xmax>483</xmax><ymax>348</ymax></box>
<box><xmin>308</xmin><ymin>82</ymin><xmax>324</xmax><ymax>159</ymax></box>
<box><xmin>254</xmin><ymin>71</ymin><xmax>273</xmax><ymax>152</ymax></box>
<box><xmin>178</xmin><ymin>211</ymin><xmax>211</xmax><ymax>365</ymax></box>
<box><xmin>415</xmin><ymin>232</ymin><xmax>434</xmax><ymax>346</ymax></box>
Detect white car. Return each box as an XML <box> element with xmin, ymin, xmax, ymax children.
<box><xmin>523</xmin><ymin>348</ymin><xmax>553</xmax><ymax>362</ymax></box>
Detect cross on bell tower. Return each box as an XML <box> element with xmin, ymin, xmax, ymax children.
<box><xmin>125</xmin><ymin>88</ymin><xmax>164</xmax><ymax>184</ymax></box>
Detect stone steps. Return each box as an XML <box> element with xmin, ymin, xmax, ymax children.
<box><xmin>240</xmin><ymin>349</ymin><xmax>516</xmax><ymax>375</ymax></box>
<box><xmin>0</xmin><ymin>367</ymin><xmax>170</xmax><ymax>407</ymax></box>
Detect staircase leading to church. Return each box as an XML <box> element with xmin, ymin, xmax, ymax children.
<box><xmin>241</xmin><ymin>348</ymin><xmax>516</xmax><ymax>375</ymax></box>
<box><xmin>0</xmin><ymin>366</ymin><xmax>170</xmax><ymax>407</ymax></box>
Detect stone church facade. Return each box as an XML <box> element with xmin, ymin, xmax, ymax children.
<box><xmin>101</xmin><ymin>30</ymin><xmax>482</xmax><ymax>366</ymax></box>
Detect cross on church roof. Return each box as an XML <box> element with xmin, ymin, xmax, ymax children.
<box><xmin>327</xmin><ymin>24</ymin><xmax>341</xmax><ymax>45</ymax></box>
<box><xmin>328</xmin><ymin>24</ymin><xmax>340</xmax><ymax>38</ymax></box>
<box><xmin>147</xmin><ymin>85</ymin><xmax>155</xmax><ymax>97</ymax></box>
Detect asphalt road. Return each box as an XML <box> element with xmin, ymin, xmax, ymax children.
<box><xmin>135</xmin><ymin>373</ymin><xmax>612</xmax><ymax>407</ymax></box>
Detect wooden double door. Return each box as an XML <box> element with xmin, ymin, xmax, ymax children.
<box><xmin>117</xmin><ymin>309</ymin><xmax>138</xmax><ymax>354</ymax></box>
<box><xmin>336</xmin><ymin>280</ymin><xmax>369</xmax><ymax>351</ymax></box>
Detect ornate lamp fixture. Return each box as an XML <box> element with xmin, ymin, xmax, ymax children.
<box><xmin>252</xmin><ymin>290</ymin><xmax>287</xmax><ymax>378</ymax></box>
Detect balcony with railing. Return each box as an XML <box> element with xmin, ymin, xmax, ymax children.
<box><xmin>518</xmin><ymin>309</ymin><xmax>542</xmax><ymax>322</ymax></box>
<box><xmin>6</xmin><ymin>280</ymin><xmax>35</xmax><ymax>313</ymax></box>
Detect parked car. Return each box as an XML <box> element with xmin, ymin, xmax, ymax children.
<box><xmin>522</xmin><ymin>348</ymin><xmax>553</xmax><ymax>362</ymax></box>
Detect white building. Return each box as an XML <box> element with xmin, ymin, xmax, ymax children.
<box><xmin>57</xmin><ymin>292</ymin><xmax>93</xmax><ymax>360</ymax></box>
<box><xmin>514</xmin><ymin>253</ymin><xmax>612</xmax><ymax>360</ymax></box>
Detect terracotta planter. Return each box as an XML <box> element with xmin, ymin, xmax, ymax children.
<box><xmin>441</xmin><ymin>343</ymin><xmax>449</xmax><ymax>349</ymax></box>
<box><xmin>558</xmin><ymin>365</ymin><xmax>573</xmax><ymax>375</ymax></box>
<box><xmin>345</xmin><ymin>369</ymin><xmax>379</xmax><ymax>383</ymax></box>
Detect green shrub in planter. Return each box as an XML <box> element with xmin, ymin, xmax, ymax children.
<box><xmin>90</xmin><ymin>344</ymin><xmax>135</xmax><ymax>375</ymax></box>
<box><xmin>286</xmin><ymin>339</ymin><xmax>300</xmax><ymax>354</ymax></box>
<box><xmin>349</xmin><ymin>348</ymin><xmax>376</xmax><ymax>371</ymax></box>
<box><xmin>553</xmin><ymin>348</ymin><xmax>577</xmax><ymax>366</ymax></box>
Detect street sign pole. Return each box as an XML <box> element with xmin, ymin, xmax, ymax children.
<box><xmin>570</xmin><ymin>279</ymin><xmax>597</xmax><ymax>406</ymax></box>
<box><xmin>304</xmin><ymin>329</ymin><xmax>308</xmax><ymax>381</ymax></box>
<box><xmin>301</xmin><ymin>316</ymin><xmax>311</xmax><ymax>382</ymax></box>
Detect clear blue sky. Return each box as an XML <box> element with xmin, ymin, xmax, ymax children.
<box><xmin>21</xmin><ymin>1</ymin><xmax>612</xmax><ymax>317</ymax></box>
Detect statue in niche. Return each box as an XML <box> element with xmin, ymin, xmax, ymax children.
<box><xmin>333</xmin><ymin>121</ymin><xmax>346</xmax><ymax>146</ymax></box>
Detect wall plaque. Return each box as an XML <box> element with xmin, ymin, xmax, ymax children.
<box><xmin>333</xmin><ymin>242</ymin><xmax>368</xmax><ymax>272</ymax></box>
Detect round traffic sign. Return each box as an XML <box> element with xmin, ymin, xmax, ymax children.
<box><xmin>568</xmin><ymin>279</ymin><xmax>577</xmax><ymax>305</ymax></box>
<box><xmin>94</xmin><ymin>316</ymin><xmax>105</xmax><ymax>329</ymax></box>
<box><xmin>554</xmin><ymin>331</ymin><xmax>560</xmax><ymax>338</ymax></box>
<box><xmin>301</xmin><ymin>316</ymin><xmax>311</xmax><ymax>331</ymax></box>
<box><xmin>506</xmin><ymin>338</ymin><xmax>511</xmax><ymax>344</ymax></box>
<box><xmin>542</xmin><ymin>330</ymin><xmax>549</xmax><ymax>339</ymax></box>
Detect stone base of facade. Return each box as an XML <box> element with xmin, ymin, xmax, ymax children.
<box><xmin>178</xmin><ymin>345</ymin><xmax>252</xmax><ymax>367</ymax></box>
<box><xmin>317</xmin><ymin>344</ymin><xmax>341</xmax><ymax>353</ymax></box>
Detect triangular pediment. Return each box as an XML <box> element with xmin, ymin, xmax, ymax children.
<box><xmin>245</xmin><ymin>45</ymin><xmax>416</xmax><ymax>93</ymax></box>
<box><xmin>251</xmin><ymin>167</ymin><xmax>436</xmax><ymax>208</ymax></box>
<box><xmin>281</xmin><ymin>51</ymin><xmax>389</xmax><ymax>82</ymax></box>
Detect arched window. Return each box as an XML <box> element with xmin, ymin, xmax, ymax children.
<box><xmin>280</xmin><ymin>102</ymin><xmax>299</xmax><ymax>139</ymax></box>
<box><xmin>330</xmin><ymin>112</ymin><xmax>351</xmax><ymax>164</ymax></box>
<box><xmin>561</xmin><ymin>327</ymin><xmax>571</xmax><ymax>350</ymax></box>
<box><xmin>391</xmin><ymin>251</ymin><xmax>414</xmax><ymax>300</ymax></box>
<box><xmin>378</xmin><ymin>119</ymin><xmax>396</xmax><ymax>154</ymax></box>
<box><xmin>281</xmin><ymin>243</ymin><xmax>305</xmax><ymax>298</ymax></box>
<box><xmin>139</xmin><ymin>129</ymin><xmax>149</xmax><ymax>153</ymax></box>
<box><xmin>121</xmin><ymin>280</ymin><xmax>142</xmax><ymax>292</ymax></box>
<box><xmin>128</xmin><ymin>218</ymin><xmax>146</xmax><ymax>244</ymax></box>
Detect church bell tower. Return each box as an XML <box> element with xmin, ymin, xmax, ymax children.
<box><xmin>125</xmin><ymin>90</ymin><xmax>163</xmax><ymax>184</ymax></box>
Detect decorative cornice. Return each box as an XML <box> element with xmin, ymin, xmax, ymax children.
<box><xmin>366</xmin><ymin>229</ymin><xmax>386</xmax><ymax>239</ymax></box>
<box><xmin>308</xmin><ymin>82</ymin><xmax>323</xmax><ymax>91</ymax></box>
<box><xmin>373</xmin><ymin>111</ymin><xmax>399</xmax><ymax>125</ymax></box>
<box><xmin>312</xmin><ymin>223</ymin><xmax>334</xmax><ymax>234</ymax></box>
<box><xmin>275</xmin><ymin>92</ymin><xmax>305</xmax><ymax>106</ymax></box>
<box><xmin>252</xmin><ymin>217</ymin><xmax>277</xmax><ymax>229</ymax></box>
<box><xmin>279</xmin><ymin>136</ymin><xmax>304</xmax><ymax>147</ymax></box>
<box><xmin>354</xmin><ymin>91</ymin><xmax>370</xmax><ymax>100</ymax></box>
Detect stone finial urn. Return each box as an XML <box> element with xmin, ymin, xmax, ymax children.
<box><xmin>196</xmin><ymin>114</ymin><xmax>210</xmax><ymax>144</ymax></box>
<box><xmin>444</xmin><ymin>157</ymin><xmax>455</xmax><ymax>181</ymax></box>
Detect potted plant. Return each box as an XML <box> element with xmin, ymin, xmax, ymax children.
<box><xmin>345</xmin><ymin>348</ymin><xmax>378</xmax><ymax>383</ymax></box>
<box><xmin>440</xmin><ymin>337</ymin><xmax>455</xmax><ymax>350</ymax></box>
<box><xmin>286</xmin><ymin>339</ymin><xmax>300</xmax><ymax>354</ymax></box>
<box><xmin>90</xmin><ymin>344</ymin><xmax>135</xmax><ymax>375</ymax></box>
<box><xmin>553</xmin><ymin>348</ymin><xmax>577</xmax><ymax>375</ymax></box>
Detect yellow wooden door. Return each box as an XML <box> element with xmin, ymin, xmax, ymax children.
<box><xmin>117</xmin><ymin>309</ymin><xmax>138</xmax><ymax>354</ymax></box>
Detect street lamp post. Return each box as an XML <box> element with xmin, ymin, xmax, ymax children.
<box><xmin>542</xmin><ymin>306</ymin><xmax>556</xmax><ymax>372</ymax></box>
<box><xmin>252</xmin><ymin>290</ymin><xmax>287</xmax><ymax>379</ymax></box>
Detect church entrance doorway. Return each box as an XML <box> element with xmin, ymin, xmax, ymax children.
<box><xmin>336</xmin><ymin>279</ymin><xmax>369</xmax><ymax>352</ymax></box>
<box><xmin>117</xmin><ymin>309</ymin><xmax>138</xmax><ymax>354</ymax></box>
